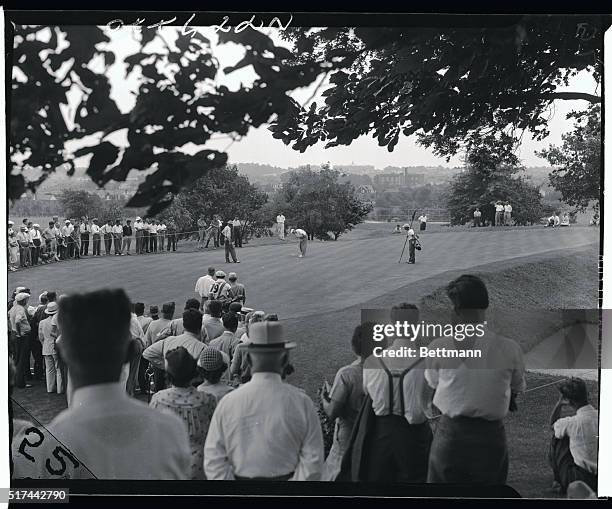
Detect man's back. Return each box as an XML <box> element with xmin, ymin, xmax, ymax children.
<box><xmin>202</xmin><ymin>315</ymin><xmax>224</xmax><ymax>342</ymax></box>
<box><xmin>204</xmin><ymin>372</ymin><xmax>323</xmax><ymax>480</ymax></box>
<box><xmin>44</xmin><ymin>383</ymin><xmax>191</xmax><ymax>479</ymax></box>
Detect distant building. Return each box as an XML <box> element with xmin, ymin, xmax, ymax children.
<box><xmin>373</xmin><ymin>168</ymin><xmax>425</xmax><ymax>189</ymax></box>
<box><xmin>355</xmin><ymin>184</ymin><xmax>376</xmax><ymax>200</ymax></box>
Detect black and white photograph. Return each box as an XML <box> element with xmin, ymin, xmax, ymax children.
<box><xmin>3</xmin><ymin>7</ymin><xmax>610</xmax><ymax>503</ymax></box>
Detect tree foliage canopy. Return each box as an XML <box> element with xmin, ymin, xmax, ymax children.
<box><xmin>278</xmin><ymin>165</ymin><xmax>372</xmax><ymax>240</ymax></box>
<box><xmin>445</xmin><ymin>136</ymin><xmax>544</xmax><ymax>226</ymax></box>
<box><xmin>538</xmin><ymin>104</ymin><xmax>600</xmax><ymax>212</ymax></box>
<box><xmin>273</xmin><ymin>18</ymin><xmax>604</xmax><ymax>158</ymax></box>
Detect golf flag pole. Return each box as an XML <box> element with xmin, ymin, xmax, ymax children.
<box><xmin>398</xmin><ymin>209</ymin><xmax>418</xmax><ymax>263</ymax></box>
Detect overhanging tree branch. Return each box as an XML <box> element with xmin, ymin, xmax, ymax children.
<box><xmin>543</xmin><ymin>92</ymin><xmax>601</xmax><ymax>103</ymax></box>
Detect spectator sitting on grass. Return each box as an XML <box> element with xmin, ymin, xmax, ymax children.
<box><xmin>549</xmin><ymin>377</ymin><xmax>598</xmax><ymax>494</ymax></box>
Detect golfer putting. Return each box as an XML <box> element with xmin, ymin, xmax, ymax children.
<box><xmin>291</xmin><ymin>228</ymin><xmax>308</xmax><ymax>257</ymax></box>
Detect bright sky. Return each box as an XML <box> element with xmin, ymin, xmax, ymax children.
<box><xmin>66</xmin><ymin>24</ymin><xmax>599</xmax><ymax>170</ymax></box>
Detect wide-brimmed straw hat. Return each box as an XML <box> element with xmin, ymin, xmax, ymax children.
<box><xmin>247</xmin><ymin>322</ymin><xmax>296</xmax><ymax>352</ymax></box>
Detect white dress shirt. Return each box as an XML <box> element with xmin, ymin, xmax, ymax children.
<box><xmin>21</xmin><ymin>382</ymin><xmax>192</xmax><ymax>479</ymax></box>
<box><xmin>222</xmin><ymin>225</ymin><xmax>232</xmax><ymax>240</ymax></box>
<box><xmin>195</xmin><ymin>274</ymin><xmax>216</xmax><ymax>298</ymax></box>
<box><xmin>424</xmin><ymin>333</ymin><xmax>526</xmax><ymax>421</ymax></box>
<box><xmin>90</xmin><ymin>224</ymin><xmax>100</xmax><ymax>234</ymax></box>
<box><xmin>204</xmin><ymin>372</ymin><xmax>324</xmax><ymax>480</ymax></box>
<box><xmin>554</xmin><ymin>404</ymin><xmax>599</xmax><ymax>473</ymax></box>
<box><xmin>277</xmin><ymin>214</ymin><xmax>285</xmax><ymax>223</ymax></box>
<box><xmin>112</xmin><ymin>225</ymin><xmax>123</xmax><ymax>234</ymax></box>
<box><xmin>363</xmin><ymin>338</ymin><xmax>429</xmax><ymax>424</ymax></box>
<box><xmin>294</xmin><ymin>228</ymin><xmax>307</xmax><ymax>238</ymax></box>
<box><xmin>143</xmin><ymin>332</ymin><xmax>206</xmax><ymax>370</ymax></box>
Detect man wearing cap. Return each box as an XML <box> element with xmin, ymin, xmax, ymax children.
<box><xmin>80</xmin><ymin>218</ymin><xmax>90</xmax><ymax>256</ymax></box>
<box><xmin>209</xmin><ymin>271</ymin><xmax>232</xmax><ymax>305</ymax></box>
<box><xmin>221</xmin><ymin>222</ymin><xmax>239</xmax><ymax>264</ymax></box>
<box><xmin>404</xmin><ymin>224</ymin><xmax>417</xmax><ymax>264</ymax></box>
<box><xmin>195</xmin><ymin>267</ymin><xmax>217</xmax><ymax>310</ymax></box>
<box><xmin>291</xmin><ymin>228</ymin><xmax>308</xmax><ymax>258</ymax></box>
<box><xmin>101</xmin><ymin>220</ymin><xmax>113</xmax><ymax>256</ymax></box>
<box><xmin>144</xmin><ymin>302</ymin><xmax>176</xmax><ymax>393</ymax></box>
<box><xmin>204</xmin><ymin>321</ymin><xmax>324</xmax><ymax>480</ymax></box>
<box><xmin>42</xmin><ymin>221</ymin><xmax>57</xmax><ymax>263</ymax></box>
<box><xmin>71</xmin><ymin>219</ymin><xmax>82</xmax><ymax>260</ymax></box>
<box><xmin>134</xmin><ymin>217</ymin><xmax>144</xmax><ymax>254</ymax></box>
<box><xmin>38</xmin><ymin>301</ymin><xmax>64</xmax><ymax>393</ymax></box>
<box><xmin>17</xmin><ymin>225</ymin><xmax>31</xmax><ymax>267</ymax></box>
<box><xmin>8</xmin><ymin>292</ymin><xmax>33</xmax><ymax>388</ymax></box>
<box><xmin>197</xmin><ymin>347</ymin><xmax>234</xmax><ymax>402</ymax></box>
<box><xmin>227</xmin><ymin>272</ymin><xmax>246</xmax><ymax>305</ymax></box>
<box><xmin>8</xmin><ymin>221</ymin><xmax>19</xmax><ymax>271</ymax></box>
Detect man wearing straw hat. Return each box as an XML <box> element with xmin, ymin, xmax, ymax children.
<box><xmin>204</xmin><ymin>321</ymin><xmax>324</xmax><ymax>480</ymax></box>
<box><xmin>38</xmin><ymin>301</ymin><xmax>65</xmax><ymax>393</ymax></box>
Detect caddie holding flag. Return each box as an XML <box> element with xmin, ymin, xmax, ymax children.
<box><xmin>291</xmin><ymin>228</ymin><xmax>308</xmax><ymax>258</ymax></box>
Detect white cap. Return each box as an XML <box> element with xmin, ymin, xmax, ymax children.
<box><xmin>15</xmin><ymin>292</ymin><xmax>30</xmax><ymax>303</ymax></box>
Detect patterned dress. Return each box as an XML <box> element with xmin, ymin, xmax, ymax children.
<box><xmin>150</xmin><ymin>386</ymin><xmax>217</xmax><ymax>479</ymax></box>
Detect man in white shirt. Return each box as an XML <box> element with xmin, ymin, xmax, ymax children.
<box><xmin>79</xmin><ymin>219</ymin><xmax>90</xmax><ymax>256</ymax></box>
<box><xmin>133</xmin><ymin>217</ymin><xmax>144</xmax><ymax>254</ymax></box>
<box><xmin>143</xmin><ymin>309</ymin><xmax>206</xmax><ymax>371</ymax></box>
<box><xmin>158</xmin><ymin>222</ymin><xmax>166</xmax><ymax>252</ymax></box>
<box><xmin>112</xmin><ymin>220</ymin><xmax>123</xmax><ymax>256</ymax></box>
<box><xmin>276</xmin><ymin>213</ymin><xmax>286</xmax><ymax>239</ymax></box>
<box><xmin>504</xmin><ymin>202</ymin><xmax>512</xmax><ymax>225</ymax></box>
<box><xmin>208</xmin><ymin>313</ymin><xmax>240</xmax><ymax>381</ymax></box>
<box><xmin>209</xmin><ymin>271</ymin><xmax>232</xmax><ymax>305</ymax></box>
<box><xmin>362</xmin><ymin>304</ymin><xmax>432</xmax><ymax>482</ymax></box>
<box><xmin>495</xmin><ymin>201</ymin><xmax>505</xmax><ymax>226</ymax></box>
<box><xmin>424</xmin><ymin>275</ymin><xmax>526</xmax><ymax>484</ymax></box>
<box><xmin>16</xmin><ymin>226</ymin><xmax>31</xmax><ymax>267</ymax></box>
<box><xmin>231</xmin><ymin>217</ymin><xmax>243</xmax><ymax>248</ymax></box>
<box><xmin>549</xmin><ymin>378</ymin><xmax>598</xmax><ymax>493</ymax></box>
<box><xmin>473</xmin><ymin>208</ymin><xmax>482</xmax><ymax>227</ymax></box>
<box><xmin>12</xmin><ymin>289</ymin><xmax>191</xmax><ymax>479</ymax></box>
<box><xmin>418</xmin><ymin>214</ymin><xmax>427</xmax><ymax>232</ymax></box>
<box><xmin>195</xmin><ymin>266</ymin><xmax>217</xmax><ymax>310</ymax></box>
<box><xmin>204</xmin><ymin>321</ymin><xmax>323</xmax><ymax>480</ymax></box>
<box><xmin>100</xmin><ymin>221</ymin><xmax>113</xmax><ymax>255</ymax></box>
<box><xmin>291</xmin><ymin>228</ymin><xmax>308</xmax><ymax>257</ymax></box>
<box><xmin>221</xmin><ymin>222</ymin><xmax>240</xmax><ymax>263</ymax></box>
<box><xmin>202</xmin><ymin>300</ymin><xmax>225</xmax><ymax>343</ymax></box>
<box><xmin>90</xmin><ymin>219</ymin><xmax>101</xmax><ymax>256</ymax></box>
<box><xmin>30</xmin><ymin>224</ymin><xmax>42</xmax><ymax>265</ymax></box>
<box><xmin>150</xmin><ymin>221</ymin><xmax>159</xmax><ymax>253</ymax></box>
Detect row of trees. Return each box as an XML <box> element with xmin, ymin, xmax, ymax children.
<box><xmin>57</xmin><ymin>165</ymin><xmax>372</xmax><ymax>241</ymax></box>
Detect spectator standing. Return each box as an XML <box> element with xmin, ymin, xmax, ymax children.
<box><xmin>227</xmin><ymin>272</ymin><xmax>246</xmax><ymax>305</ymax></box>
<box><xmin>80</xmin><ymin>219</ymin><xmax>90</xmax><ymax>256</ymax></box>
<box><xmin>208</xmin><ymin>271</ymin><xmax>232</xmax><ymax>306</ymax></box>
<box><xmin>17</xmin><ymin>226</ymin><xmax>31</xmax><ymax>267</ymax></box>
<box><xmin>276</xmin><ymin>213</ymin><xmax>286</xmax><ymax>239</ymax></box>
<box><xmin>166</xmin><ymin>220</ymin><xmax>177</xmax><ymax>252</ymax></box>
<box><xmin>112</xmin><ymin>220</ymin><xmax>123</xmax><ymax>256</ymax></box>
<box><xmin>122</xmin><ymin>220</ymin><xmax>133</xmax><ymax>255</ymax></box>
<box><xmin>101</xmin><ymin>220</ymin><xmax>113</xmax><ymax>255</ymax></box>
<box><xmin>149</xmin><ymin>221</ymin><xmax>159</xmax><ymax>253</ymax></box>
<box><xmin>38</xmin><ymin>301</ymin><xmax>65</xmax><ymax>393</ymax></box>
<box><xmin>150</xmin><ymin>347</ymin><xmax>217</xmax><ymax>480</ymax></box>
<box><xmin>71</xmin><ymin>220</ymin><xmax>81</xmax><ymax>260</ymax></box>
<box><xmin>142</xmin><ymin>219</ymin><xmax>151</xmax><ymax>253</ymax></box>
<box><xmin>134</xmin><ymin>217</ymin><xmax>144</xmax><ymax>254</ymax></box>
<box><xmin>195</xmin><ymin>267</ymin><xmax>217</xmax><ymax>310</ymax></box>
<box><xmin>495</xmin><ymin>201</ymin><xmax>505</xmax><ymax>226</ymax></box>
<box><xmin>30</xmin><ymin>224</ymin><xmax>42</xmax><ymax>265</ymax></box>
<box><xmin>549</xmin><ymin>378</ymin><xmax>598</xmax><ymax>493</ymax></box>
<box><xmin>504</xmin><ymin>202</ymin><xmax>512</xmax><ymax>225</ymax></box>
<box><xmin>202</xmin><ymin>300</ymin><xmax>225</xmax><ymax>343</ymax></box>
<box><xmin>221</xmin><ymin>222</ymin><xmax>240</xmax><ymax>264</ymax></box>
<box><xmin>91</xmin><ymin>219</ymin><xmax>101</xmax><ymax>256</ymax></box>
<box><xmin>197</xmin><ymin>217</ymin><xmax>207</xmax><ymax>250</ymax></box>
<box><xmin>8</xmin><ymin>222</ymin><xmax>19</xmax><ymax>271</ymax></box>
<box><xmin>36</xmin><ymin>289</ymin><xmax>192</xmax><ymax>479</ymax></box>
<box><xmin>197</xmin><ymin>347</ymin><xmax>234</xmax><ymax>402</ymax></box>
<box><xmin>232</xmin><ymin>217</ymin><xmax>243</xmax><ymax>248</ymax></box>
<box><xmin>204</xmin><ymin>321</ymin><xmax>323</xmax><ymax>480</ymax></box>
<box><xmin>418</xmin><ymin>214</ymin><xmax>427</xmax><ymax>232</ymax></box>
<box><xmin>8</xmin><ymin>292</ymin><xmax>33</xmax><ymax>388</ymax></box>
<box><xmin>135</xmin><ymin>303</ymin><xmax>153</xmax><ymax>335</ymax></box>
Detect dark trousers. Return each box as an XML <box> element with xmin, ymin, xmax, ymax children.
<box><xmin>427</xmin><ymin>415</ymin><xmax>509</xmax><ymax>484</ymax></box>
<box><xmin>167</xmin><ymin>233</ymin><xmax>177</xmax><ymax>251</ymax></box>
<box><xmin>234</xmin><ymin>228</ymin><xmax>243</xmax><ymax>248</ymax></box>
<box><xmin>138</xmin><ymin>358</ymin><xmax>149</xmax><ymax>395</ymax></box>
<box><xmin>19</xmin><ymin>246</ymin><xmax>31</xmax><ymax>267</ymax></box>
<box><xmin>29</xmin><ymin>334</ymin><xmax>44</xmax><ymax>379</ymax></box>
<box><xmin>66</xmin><ymin>237</ymin><xmax>75</xmax><ymax>258</ymax></box>
<box><xmin>206</xmin><ymin>229</ymin><xmax>219</xmax><ymax>248</ymax></box>
<box><xmin>153</xmin><ymin>366</ymin><xmax>166</xmax><ymax>392</ymax></box>
<box><xmin>225</xmin><ymin>240</ymin><xmax>238</xmax><ymax>262</ymax></box>
<box><xmin>473</xmin><ymin>217</ymin><xmax>481</xmax><ymax>227</ymax></box>
<box><xmin>135</xmin><ymin>231</ymin><xmax>143</xmax><ymax>254</ymax></box>
<box><xmin>104</xmin><ymin>234</ymin><xmax>112</xmax><ymax>255</ymax></box>
<box><xmin>364</xmin><ymin>416</ymin><xmax>432</xmax><ymax>482</ymax></box>
<box><xmin>150</xmin><ymin>234</ymin><xmax>158</xmax><ymax>252</ymax></box>
<box><xmin>72</xmin><ymin>240</ymin><xmax>80</xmax><ymax>259</ymax></box>
<box><xmin>143</xmin><ymin>231</ymin><xmax>150</xmax><ymax>252</ymax></box>
<box><xmin>549</xmin><ymin>435</ymin><xmax>597</xmax><ymax>493</ymax></box>
<box><xmin>114</xmin><ymin>234</ymin><xmax>122</xmax><ymax>254</ymax></box>
<box><xmin>80</xmin><ymin>234</ymin><xmax>89</xmax><ymax>255</ymax></box>
<box><xmin>32</xmin><ymin>242</ymin><xmax>41</xmax><ymax>265</ymax></box>
<box><xmin>92</xmin><ymin>234</ymin><xmax>101</xmax><ymax>255</ymax></box>
<box><xmin>14</xmin><ymin>336</ymin><xmax>31</xmax><ymax>388</ymax></box>
<box><xmin>408</xmin><ymin>239</ymin><xmax>416</xmax><ymax>263</ymax></box>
